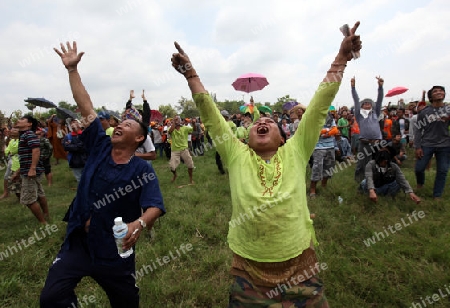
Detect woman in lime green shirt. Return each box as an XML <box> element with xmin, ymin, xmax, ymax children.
<box><xmin>171</xmin><ymin>22</ymin><xmax>361</xmax><ymax>306</ymax></box>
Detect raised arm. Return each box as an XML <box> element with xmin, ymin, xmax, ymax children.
<box><xmin>351</xmin><ymin>77</ymin><xmax>361</xmax><ymax>123</ymax></box>
<box><xmin>291</xmin><ymin>21</ymin><xmax>362</xmax><ymax>158</ymax></box>
<box><xmin>374</xmin><ymin>76</ymin><xmax>384</xmax><ymax>116</ymax></box>
<box><xmin>54</xmin><ymin>42</ymin><xmax>96</xmax><ymax>128</ymax></box>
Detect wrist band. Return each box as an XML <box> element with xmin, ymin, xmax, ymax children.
<box><xmin>186</xmin><ymin>75</ymin><xmax>199</xmax><ymax>79</ymax></box>
<box><xmin>68</xmin><ymin>68</ymin><xmax>77</xmax><ymax>73</ymax></box>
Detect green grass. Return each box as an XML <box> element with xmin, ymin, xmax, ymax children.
<box><xmin>0</xmin><ymin>147</ymin><xmax>449</xmax><ymax>307</ymax></box>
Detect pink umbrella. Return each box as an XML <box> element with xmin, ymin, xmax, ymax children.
<box><xmin>386</xmin><ymin>86</ymin><xmax>408</xmax><ymax>97</ymax></box>
<box><xmin>232</xmin><ymin>73</ymin><xmax>269</xmax><ymax>93</ymax></box>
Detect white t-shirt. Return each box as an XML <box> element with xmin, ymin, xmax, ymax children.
<box><xmin>135</xmin><ymin>136</ymin><xmax>155</xmax><ymax>154</ymax></box>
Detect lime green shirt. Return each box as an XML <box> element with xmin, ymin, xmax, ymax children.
<box><xmin>105</xmin><ymin>127</ymin><xmax>114</xmax><ymax>137</ymax></box>
<box><xmin>228</xmin><ymin>120</ymin><xmax>237</xmax><ymax>135</ymax></box>
<box><xmin>193</xmin><ymin>82</ymin><xmax>340</xmax><ymax>262</ymax></box>
<box><xmin>170</xmin><ymin>125</ymin><xmax>193</xmax><ymax>151</ymax></box>
<box><xmin>236</xmin><ymin>126</ymin><xmax>248</xmax><ymax>140</ymax></box>
<box><xmin>5</xmin><ymin>139</ymin><xmax>19</xmax><ymax>172</ymax></box>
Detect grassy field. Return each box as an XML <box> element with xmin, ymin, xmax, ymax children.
<box><xmin>0</xmin><ymin>147</ymin><xmax>449</xmax><ymax>308</ymax></box>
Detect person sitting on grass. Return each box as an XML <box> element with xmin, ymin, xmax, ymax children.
<box><xmin>360</xmin><ymin>147</ymin><xmax>420</xmax><ymax>204</ymax></box>
<box><xmin>171</xmin><ymin>21</ymin><xmax>362</xmax><ymax>306</ymax></box>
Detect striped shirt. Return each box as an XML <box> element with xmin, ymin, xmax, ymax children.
<box><xmin>18</xmin><ymin>130</ymin><xmax>44</xmax><ymax>176</ymax></box>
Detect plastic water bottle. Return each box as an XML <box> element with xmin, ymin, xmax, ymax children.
<box><xmin>112</xmin><ymin>217</ymin><xmax>133</xmax><ymax>258</ymax></box>
<box><xmin>338</xmin><ymin>196</ymin><xmax>343</xmax><ymax>204</ymax></box>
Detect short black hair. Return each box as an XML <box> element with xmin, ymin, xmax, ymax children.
<box><xmin>427</xmin><ymin>85</ymin><xmax>445</xmax><ymax>102</ymax></box>
<box><xmin>277</xmin><ymin>125</ymin><xmax>287</xmax><ymax>147</ymax></box>
<box><xmin>21</xmin><ymin>115</ymin><xmax>38</xmax><ymax>131</ymax></box>
<box><xmin>135</xmin><ymin>119</ymin><xmax>148</xmax><ymax>147</ymax></box>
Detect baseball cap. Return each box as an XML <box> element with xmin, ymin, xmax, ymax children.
<box><xmin>97</xmin><ymin>111</ymin><xmax>110</xmax><ymax>120</ymax></box>
<box><xmin>220</xmin><ymin>110</ymin><xmax>230</xmax><ymax>117</ymax></box>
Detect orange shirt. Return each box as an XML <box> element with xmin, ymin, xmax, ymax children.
<box><xmin>350</xmin><ymin>120</ymin><xmax>360</xmax><ymax>135</ymax></box>
<box><xmin>383</xmin><ymin>118</ymin><xmax>393</xmax><ymax>140</ymax></box>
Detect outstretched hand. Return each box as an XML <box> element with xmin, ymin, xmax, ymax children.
<box><xmin>351</xmin><ymin>76</ymin><xmax>355</xmax><ymax>87</ymax></box>
<box><xmin>171</xmin><ymin>42</ymin><xmax>195</xmax><ymax>77</ymax></box>
<box><xmin>338</xmin><ymin>22</ymin><xmax>362</xmax><ymax>61</ymax></box>
<box><xmin>54</xmin><ymin>41</ymin><xmax>84</xmax><ymax>70</ymax></box>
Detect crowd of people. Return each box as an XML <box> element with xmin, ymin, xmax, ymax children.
<box><xmin>0</xmin><ymin>21</ymin><xmax>448</xmax><ymax>307</ymax></box>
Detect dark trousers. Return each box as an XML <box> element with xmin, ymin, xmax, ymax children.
<box><xmin>216</xmin><ymin>151</ymin><xmax>225</xmax><ymax>174</ymax></box>
<box><xmin>40</xmin><ymin>231</ymin><xmax>139</xmax><ymax>308</ymax></box>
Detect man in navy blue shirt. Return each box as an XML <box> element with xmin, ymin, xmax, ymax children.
<box><xmin>40</xmin><ymin>42</ymin><xmax>165</xmax><ymax>308</ymax></box>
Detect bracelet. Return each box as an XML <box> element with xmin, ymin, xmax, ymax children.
<box><xmin>186</xmin><ymin>75</ymin><xmax>199</xmax><ymax>79</ymax></box>
<box><xmin>327</xmin><ymin>70</ymin><xmax>345</xmax><ymax>73</ymax></box>
<box><xmin>67</xmin><ymin>68</ymin><xmax>77</xmax><ymax>73</ymax></box>
<box><xmin>331</xmin><ymin>63</ymin><xmax>347</xmax><ymax>67</ymax></box>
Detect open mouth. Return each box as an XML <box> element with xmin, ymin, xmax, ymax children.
<box><xmin>257</xmin><ymin>126</ymin><xmax>269</xmax><ymax>135</ymax></box>
<box><xmin>114</xmin><ymin>130</ymin><xmax>122</xmax><ymax>136</ymax></box>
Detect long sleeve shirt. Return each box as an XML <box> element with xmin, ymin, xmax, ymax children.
<box><xmin>352</xmin><ymin>86</ymin><xmax>383</xmax><ymax>140</ymax></box>
<box><xmin>193</xmin><ymin>82</ymin><xmax>340</xmax><ymax>262</ymax></box>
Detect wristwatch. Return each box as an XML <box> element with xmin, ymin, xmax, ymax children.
<box><xmin>138</xmin><ymin>218</ymin><xmax>146</xmax><ymax>229</ymax></box>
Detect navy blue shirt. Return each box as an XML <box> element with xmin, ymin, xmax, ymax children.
<box><xmin>63</xmin><ymin>119</ymin><xmax>165</xmax><ymax>266</ymax></box>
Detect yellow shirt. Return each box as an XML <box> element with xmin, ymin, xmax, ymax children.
<box><xmin>193</xmin><ymin>82</ymin><xmax>340</xmax><ymax>262</ymax></box>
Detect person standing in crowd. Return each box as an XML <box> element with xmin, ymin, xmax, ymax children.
<box><xmin>169</xmin><ymin>115</ymin><xmax>194</xmax><ymax>184</ymax></box>
<box><xmin>36</xmin><ymin>128</ymin><xmax>53</xmax><ymax>186</ymax></box>
<box><xmin>41</xmin><ymin>41</ymin><xmax>165</xmax><ymax>308</ymax></box>
<box><xmin>171</xmin><ymin>20</ymin><xmax>361</xmax><ymax>306</ymax></box>
<box><xmin>309</xmin><ymin>108</ymin><xmax>338</xmax><ymax>198</ymax></box>
<box><xmin>414</xmin><ymin>85</ymin><xmax>450</xmax><ymax>199</ymax></box>
<box><xmin>191</xmin><ymin>117</ymin><xmax>204</xmax><ymax>156</ymax></box>
<box><xmin>16</xmin><ymin>115</ymin><xmax>49</xmax><ymax>224</ymax></box>
<box><xmin>63</xmin><ymin>119</ymin><xmax>87</xmax><ymax>183</ymax></box>
<box><xmin>97</xmin><ymin>111</ymin><xmax>114</xmax><ymax>137</ymax></box>
<box><xmin>337</xmin><ymin>108</ymin><xmax>350</xmax><ymax>139</ymax></box>
<box><xmin>47</xmin><ymin>114</ymin><xmax>67</xmax><ymax>165</ymax></box>
<box><xmin>391</xmin><ymin>107</ymin><xmax>409</xmax><ymax>145</ymax></box>
<box><xmin>352</xmin><ymin>76</ymin><xmax>384</xmax><ymax>183</ymax></box>
<box><xmin>151</xmin><ymin>122</ymin><xmax>164</xmax><ymax>159</ymax></box>
<box><xmin>1</xmin><ymin>127</ymin><xmax>20</xmax><ymax>199</ymax></box>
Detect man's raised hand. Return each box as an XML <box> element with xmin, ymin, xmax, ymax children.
<box><xmin>53</xmin><ymin>41</ymin><xmax>84</xmax><ymax>70</ymax></box>
<box><xmin>376</xmin><ymin>76</ymin><xmax>384</xmax><ymax>87</ymax></box>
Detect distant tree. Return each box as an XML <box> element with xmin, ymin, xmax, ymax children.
<box><xmin>176</xmin><ymin>97</ymin><xmax>199</xmax><ymax>118</ymax></box>
<box><xmin>273</xmin><ymin>94</ymin><xmax>297</xmax><ymax>113</ymax></box>
<box><xmin>158</xmin><ymin>104</ymin><xmax>177</xmax><ymax>118</ymax></box>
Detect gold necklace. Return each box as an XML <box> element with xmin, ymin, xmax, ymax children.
<box><xmin>258</xmin><ymin>155</ymin><xmax>282</xmax><ymax>197</ymax></box>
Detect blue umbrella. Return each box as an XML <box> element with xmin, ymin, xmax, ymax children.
<box><xmin>24</xmin><ymin>98</ymin><xmax>57</xmax><ymax>109</ymax></box>
<box><xmin>56</xmin><ymin>107</ymin><xmax>78</xmax><ymax>120</ymax></box>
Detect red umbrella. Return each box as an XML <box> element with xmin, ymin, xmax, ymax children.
<box><xmin>386</xmin><ymin>87</ymin><xmax>408</xmax><ymax>97</ymax></box>
<box><xmin>150</xmin><ymin>110</ymin><xmax>163</xmax><ymax>123</ymax></box>
<box><xmin>232</xmin><ymin>73</ymin><xmax>269</xmax><ymax>93</ymax></box>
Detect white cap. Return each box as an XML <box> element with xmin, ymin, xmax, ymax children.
<box><xmin>114</xmin><ymin>217</ymin><xmax>123</xmax><ymax>225</ymax></box>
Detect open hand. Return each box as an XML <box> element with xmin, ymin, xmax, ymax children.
<box><xmin>130</xmin><ymin>90</ymin><xmax>135</xmax><ymax>100</ymax></box>
<box><xmin>53</xmin><ymin>41</ymin><xmax>84</xmax><ymax>70</ymax></box>
<box><xmin>142</xmin><ymin>90</ymin><xmax>146</xmax><ymax>100</ymax></box>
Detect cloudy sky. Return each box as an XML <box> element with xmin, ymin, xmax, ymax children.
<box><xmin>1</xmin><ymin>0</ymin><xmax>448</xmax><ymax>116</ymax></box>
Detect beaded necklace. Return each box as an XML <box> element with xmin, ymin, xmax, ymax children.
<box><xmin>258</xmin><ymin>155</ymin><xmax>282</xmax><ymax>197</ymax></box>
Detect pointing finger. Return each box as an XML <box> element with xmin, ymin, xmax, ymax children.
<box><xmin>350</xmin><ymin>21</ymin><xmax>360</xmax><ymax>35</ymax></box>
<box><xmin>174</xmin><ymin>41</ymin><xmax>185</xmax><ymax>55</ymax></box>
